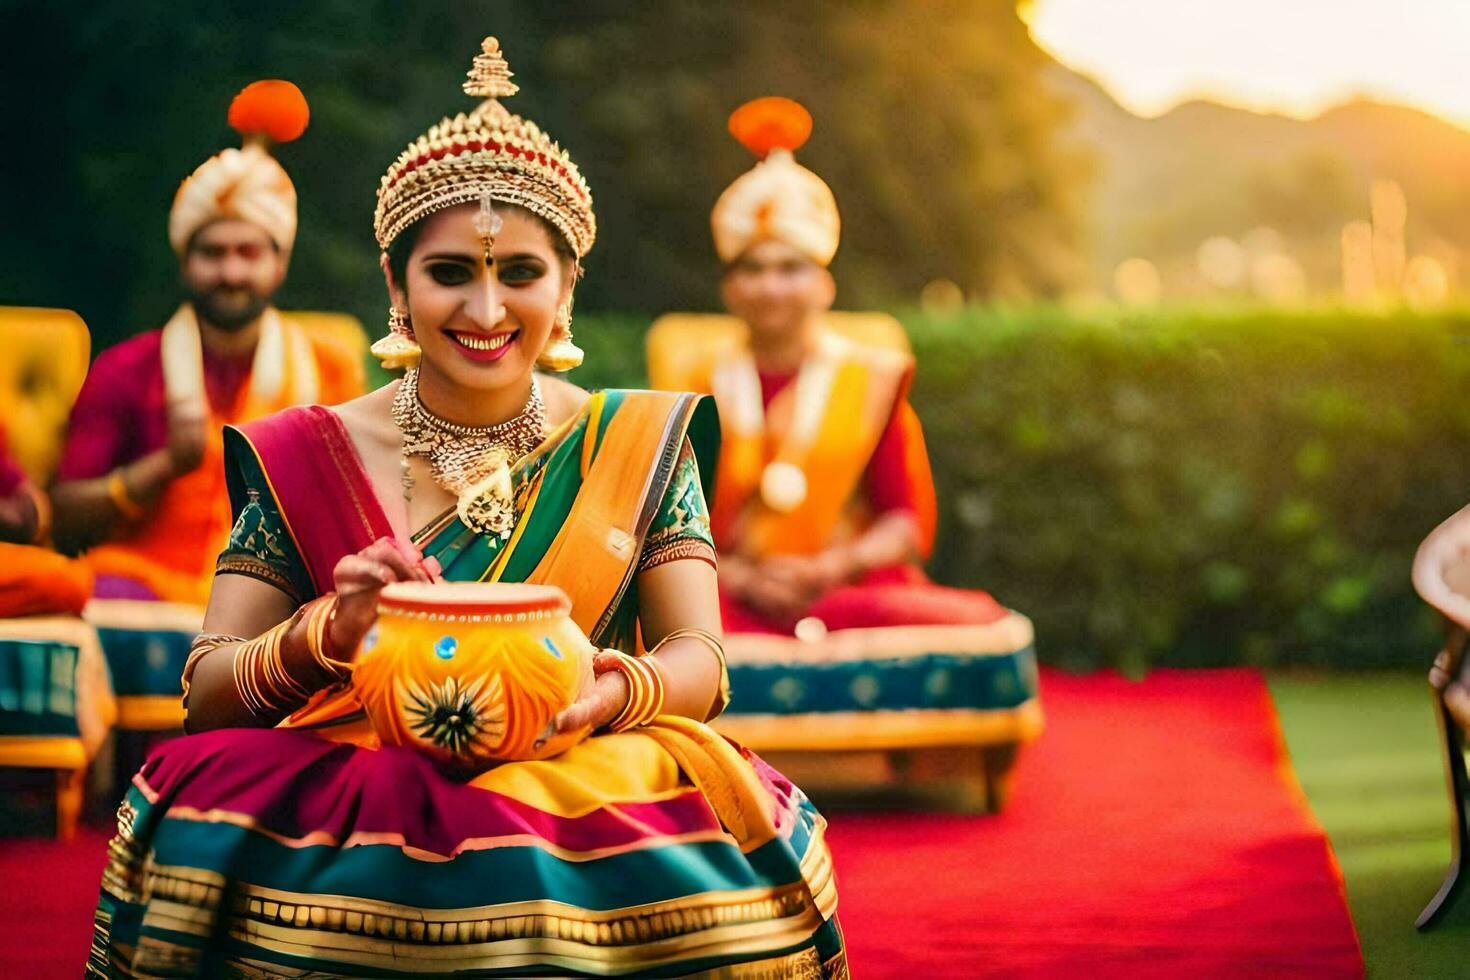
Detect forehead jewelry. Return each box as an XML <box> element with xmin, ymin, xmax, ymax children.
<box><xmin>474</xmin><ymin>192</ymin><xmax>503</xmax><ymax>267</ymax></box>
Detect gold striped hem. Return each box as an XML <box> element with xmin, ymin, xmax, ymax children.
<box><xmin>131</xmin><ymin>865</ymin><xmax>829</xmax><ymax>975</ymax></box>
<box><xmin>214</xmin><ymin>557</ymin><xmax>304</xmax><ymax>606</ymax></box>
<box><xmin>796</xmin><ymin>819</ymin><xmax>839</xmax><ymax>922</ymax></box>
<box><xmin>123</xmin><ymin>937</ymin><xmax>832</xmax><ymax>979</ymax></box>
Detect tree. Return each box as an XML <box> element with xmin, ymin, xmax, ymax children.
<box><xmin>0</xmin><ymin>1</ymin><xmax>1089</xmax><ymax>351</ymax></box>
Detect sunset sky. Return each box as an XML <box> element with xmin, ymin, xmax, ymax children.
<box><xmin>1024</xmin><ymin>0</ymin><xmax>1470</xmax><ymax>130</ymax></box>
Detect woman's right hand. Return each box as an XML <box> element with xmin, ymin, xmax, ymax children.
<box><xmin>327</xmin><ymin>536</ymin><xmax>438</xmax><ymax>657</ymax></box>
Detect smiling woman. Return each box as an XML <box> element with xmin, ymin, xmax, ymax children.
<box><xmin>87</xmin><ymin>35</ymin><xmax>846</xmax><ymax>980</ymax></box>
<box><xmin>388</xmin><ymin>204</ymin><xmax>569</xmax><ymax>402</ymax></box>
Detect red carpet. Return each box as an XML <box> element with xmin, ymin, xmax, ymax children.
<box><xmin>829</xmin><ymin>668</ymin><xmax>1363</xmax><ymax>978</ymax></box>
<box><xmin>0</xmin><ymin>668</ymin><xmax>1361</xmax><ymax>977</ymax></box>
<box><xmin>0</xmin><ymin>825</ymin><xmax>110</xmax><ymax>979</ymax></box>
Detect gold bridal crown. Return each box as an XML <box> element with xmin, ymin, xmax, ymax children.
<box><xmin>373</xmin><ymin>37</ymin><xmax>596</xmax><ymax>258</ymax></box>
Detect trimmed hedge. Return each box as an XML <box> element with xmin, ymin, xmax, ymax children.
<box><xmin>571</xmin><ymin>307</ymin><xmax>1470</xmax><ymax>671</ymax></box>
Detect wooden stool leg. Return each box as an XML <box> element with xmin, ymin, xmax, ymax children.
<box><xmin>1419</xmin><ymin>663</ymin><xmax>1470</xmax><ymax>928</ymax></box>
<box><xmin>953</xmin><ymin>757</ymin><xmax>990</xmax><ymax>814</ymax></box>
<box><xmin>56</xmin><ymin>767</ymin><xmax>85</xmax><ymax>842</ymax></box>
<box><xmin>895</xmin><ymin>747</ymin><xmax>990</xmax><ymax>813</ymax></box>
<box><xmin>982</xmin><ymin>742</ymin><xmax>1021</xmax><ymax>814</ymax></box>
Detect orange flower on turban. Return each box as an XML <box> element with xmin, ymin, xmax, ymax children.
<box><xmin>168</xmin><ymin>80</ymin><xmax>309</xmax><ymax>255</ymax></box>
<box><xmin>711</xmin><ymin>97</ymin><xmax>840</xmax><ymax>267</ymax></box>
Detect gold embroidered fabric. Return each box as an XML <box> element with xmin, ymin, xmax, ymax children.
<box><xmin>374</xmin><ymin>37</ymin><xmax>595</xmax><ymax>257</ymax></box>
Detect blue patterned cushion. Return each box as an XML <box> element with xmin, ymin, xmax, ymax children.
<box><xmin>0</xmin><ymin>638</ymin><xmax>80</xmax><ymax>737</ymax></box>
<box><xmin>96</xmin><ymin>626</ymin><xmax>193</xmax><ymax>700</ymax></box>
<box><xmin>725</xmin><ymin>646</ymin><xmax>1039</xmax><ymax>715</ymax></box>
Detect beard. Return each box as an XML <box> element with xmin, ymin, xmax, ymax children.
<box><xmin>188</xmin><ymin>284</ymin><xmax>271</xmax><ymax>331</ymax></box>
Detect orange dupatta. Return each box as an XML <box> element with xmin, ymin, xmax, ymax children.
<box><xmin>85</xmin><ymin>306</ymin><xmax>358</xmax><ymax>604</ymax></box>
<box><xmin>649</xmin><ymin>316</ymin><xmax>914</xmax><ymax>558</ymax></box>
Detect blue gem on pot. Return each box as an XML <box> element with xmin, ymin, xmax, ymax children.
<box><xmin>435</xmin><ymin>635</ymin><xmax>459</xmax><ymax>660</ymax></box>
<box><xmin>542</xmin><ymin>637</ymin><xmax>563</xmax><ymax>659</ymax></box>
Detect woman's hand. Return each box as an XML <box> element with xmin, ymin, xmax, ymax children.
<box><xmin>327</xmin><ymin>536</ymin><xmax>439</xmax><ymax>657</ymax></box>
<box><xmin>544</xmin><ymin>650</ymin><xmax>631</xmax><ymax>745</ymax></box>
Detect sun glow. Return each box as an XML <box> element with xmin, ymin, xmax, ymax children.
<box><xmin>1024</xmin><ymin>0</ymin><xmax>1470</xmax><ymax>130</ymax></box>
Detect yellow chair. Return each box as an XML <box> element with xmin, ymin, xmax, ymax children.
<box><xmin>0</xmin><ymin>309</ymin><xmax>102</xmax><ymax>837</ymax></box>
<box><xmin>281</xmin><ymin>310</ymin><xmax>370</xmax><ymax>403</ymax></box>
<box><xmin>646</xmin><ymin>311</ymin><xmax>911</xmax><ymax>392</ymax></box>
<box><xmin>0</xmin><ymin>306</ymin><xmax>91</xmax><ymax>484</ymax></box>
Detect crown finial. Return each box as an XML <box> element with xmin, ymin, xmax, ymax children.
<box><xmin>463</xmin><ymin>37</ymin><xmax>519</xmax><ymax>100</ymax></box>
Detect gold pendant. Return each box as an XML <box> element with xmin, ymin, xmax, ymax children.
<box><xmin>457</xmin><ymin>458</ymin><xmax>517</xmax><ymax>538</ymax></box>
<box><xmin>760</xmin><ymin>461</ymin><xmax>808</xmax><ymax>513</ymax></box>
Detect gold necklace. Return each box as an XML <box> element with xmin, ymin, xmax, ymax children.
<box><xmin>391</xmin><ymin>368</ymin><xmax>546</xmax><ymax>538</ymax></box>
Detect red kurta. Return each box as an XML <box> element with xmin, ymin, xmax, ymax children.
<box><xmin>58</xmin><ymin>322</ymin><xmax>362</xmax><ymax>603</ymax></box>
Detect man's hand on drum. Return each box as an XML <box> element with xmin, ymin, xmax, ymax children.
<box><xmin>328</xmin><ymin>536</ymin><xmax>442</xmax><ymax>655</ymax></box>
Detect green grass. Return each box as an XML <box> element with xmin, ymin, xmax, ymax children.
<box><xmin>1269</xmin><ymin>672</ymin><xmax>1470</xmax><ymax>978</ymax></box>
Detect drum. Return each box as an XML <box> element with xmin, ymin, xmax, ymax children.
<box><xmin>351</xmin><ymin>582</ymin><xmax>595</xmax><ymax>770</ymax></box>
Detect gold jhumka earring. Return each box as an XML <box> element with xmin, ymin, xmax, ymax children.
<box><xmin>537</xmin><ymin>296</ymin><xmax>584</xmax><ymax>372</ymax></box>
<box><xmin>371</xmin><ymin>305</ymin><xmax>421</xmax><ymax>370</ymax></box>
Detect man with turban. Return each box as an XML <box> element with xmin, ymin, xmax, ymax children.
<box><xmin>647</xmin><ymin>98</ymin><xmax>1041</xmax><ymax>809</ymax></box>
<box><xmin>51</xmin><ymin>81</ymin><xmax>363</xmax><ymax>606</ymax></box>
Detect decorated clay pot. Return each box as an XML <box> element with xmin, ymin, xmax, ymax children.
<box><xmin>351</xmin><ymin>582</ymin><xmax>595</xmax><ymax>770</ymax></box>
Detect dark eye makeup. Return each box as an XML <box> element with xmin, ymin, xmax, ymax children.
<box><xmin>426</xmin><ymin>262</ymin><xmax>473</xmax><ymax>286</ymax></box>
<box><xmin>497</xmin><ymin>260</ymin><xmax>546</xmax><ymax>283</ymax></box>
<box><xmin>417</xmin><ymin>245</ymin><xmax>553</xmax><ymax>289</ymax></box>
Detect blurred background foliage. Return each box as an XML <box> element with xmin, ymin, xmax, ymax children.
<box><xmin>0</xmin><ymin>0</ymin><xmax>1084</xmax><ymax>349</ymax></box>
<box><xmin>573</xmin><ymin>307</ymin><xmax>1470</xmax><ymax>673</ymax></box>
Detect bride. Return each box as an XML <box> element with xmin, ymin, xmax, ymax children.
<box><xmin>89</xmin><ymin>37</ymin><xmax>844</xmax><ymax>979</ymax></box>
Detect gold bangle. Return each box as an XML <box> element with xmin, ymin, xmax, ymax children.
<box><xmin>231</xmin><ymin>611</ymin><xmax>321</xmax><ymax>719</ymax></box>
<box><xmin>606</xmin><ymin>653</ymin><xmax>641</xmax><ymax>732</ymax></box>
<box><xmin>264</xmin><ymin>628</ymin><xmax>313</xmax><ymax>702</ymax></box>
<box><xmin>606</xmin><ymin>651</ymin><xmax>666</xmax><ymax>733</ymax></box>
<box><xmin>304</xmin><ymin>595</ymin><xmax>353</xmax><ymax>681</ymax></box>
<box><xmin>647</xmin><ymin>627</ymin><xmax>729</xmax><ymax>721</ymax></box>
<box><xmin>650</xmin><ymin>627</ymin><xmax>726</xmax><ymax>669</ymax></box>
<box><xmin>107</xmin><ymin>469</ymin><xmax>146</xmax><ymax>520</ymax></box>
<box><xmin>650</xmin><ymin>627</ymin><xmax>727</xmax><ymax>687</ymax></box>
<box><xmin>613</xmin><ymin>658</ymin><xmax>658</xmax><ymax>732</ymax></box>
<box><xmin>232</xmin><ymin>637</ymin><xmax>267</xmax><ymax>715</ymax></box>
<box><xmin>181</xmin><ymin>632</ymin><xmax>245</xmax><ymax>703</ymax></box>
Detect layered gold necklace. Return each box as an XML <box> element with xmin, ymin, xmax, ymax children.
<box><xmin>391</xmin><ymin>368</ymin><xmax>546</xmax><ymax>538</ymax></box>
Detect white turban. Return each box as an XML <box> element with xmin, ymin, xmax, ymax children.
<box><xmin>711</xmin><ymin>148</ymin><xmax>841</xmax><ymax>267</ymax></box>
<box><xmin>168</xmin><ymin>143</ymin><xmax>298</xmax><ymax>255</ymax></box>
